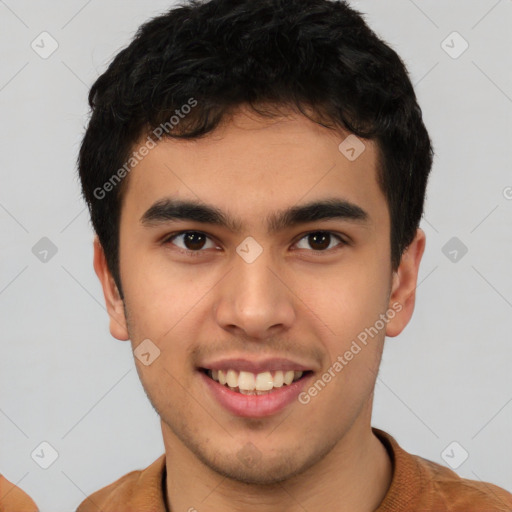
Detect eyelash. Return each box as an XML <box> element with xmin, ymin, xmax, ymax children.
<box><xmin>161</xmin><ymin>230</ymin><xmax>348</xmax><ymax>257</ymax></box>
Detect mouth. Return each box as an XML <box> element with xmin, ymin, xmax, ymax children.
<box><xmin>200</xmin><ymin>368</ymin><xmax>312</xmax><ymax>395</ymax></box>
<box><xmin>198</xmin><ymin>357</ymin><xmax>316</xmax><ymax>417</ymax></box>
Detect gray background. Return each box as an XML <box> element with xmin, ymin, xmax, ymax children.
<box><xmin>1</xmin><ymin>0</ymin><xmax>511</xmax><ymax>510</ymax></box>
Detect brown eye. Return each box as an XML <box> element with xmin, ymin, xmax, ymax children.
<box><xmin>165</xmin><ymin>231</ymin><xmax>216</xmax><ymax>252</ymax></box>
<box><xmin>183</xmin><ymin>232</ymin><xmax>207</xmax><ymax>250</ymax></box>
<box><xmin>295</xmin><ymin>231</ymin><xmax>345</xmax><ymax>251</ymax></box>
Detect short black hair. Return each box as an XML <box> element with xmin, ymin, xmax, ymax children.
<box><xmin>78</xmin><ymin>0</ymin><xmax>433</xmax><ymax>293</ymax></box>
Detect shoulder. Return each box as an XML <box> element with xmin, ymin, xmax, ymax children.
<box><xmin>0</xmin><ymin>474</ymin><xmax>39</xmax><ymax>512</ymax></box>
<box><xmin>374</xmin><ymin>428</ymin><xmax>512</xmax><ymax>512</ymax></box>
<box><xmin>419</xmin><ymin>456</ymin><xmax>512</xmax><ymax>511</ymax></box>
<box><xmin>76</xmin><ymin>454</ymin><xmax>166</xmax><ymax>512</ymax></box>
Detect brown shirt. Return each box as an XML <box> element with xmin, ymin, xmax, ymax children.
<box><xmin>2</xmin><ymin>429</ymin><xmax>511</xmax><ymax>511</ymax></box>
<box><xmin>0</xmin><ymin>475</ymin><xmax>38</xmax><ymax>512</ymax></box>
<box><xmin>76</xmin><ymin>429</ymin><xmax>512</xmax><ymax>512</ymax></box>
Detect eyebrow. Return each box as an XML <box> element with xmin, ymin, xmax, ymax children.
<box><xmin>140</xmin><ymin>197</ymin><xmax>370</xmax><ymax>234</ymax></box>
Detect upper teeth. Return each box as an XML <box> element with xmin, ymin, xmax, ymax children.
<box><xmin>209</xmin><ymin>369</ymin><xmax>303</xmax><ymax>391</ymax></box>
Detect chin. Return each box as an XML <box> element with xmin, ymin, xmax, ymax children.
<box><xmin>201</xmin><ymin>454</ymin><xmax>305</xmax><ymax>486</ymax></box>
<box><xmin>196</xmin><ymin>437</ymin><xmax>337</xmax><ymax>486</ymax></box>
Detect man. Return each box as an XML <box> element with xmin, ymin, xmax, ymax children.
<box><xmin>77</xmin><ymin>0</ymin><xmax>512</xmax><ymax>510</ymax></box>
<box><xmin>3</xmin><ymin>0</ymin><xmax>510</xmax><ymax>511</ymax></box>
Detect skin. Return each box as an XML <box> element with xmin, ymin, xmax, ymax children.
<box><xmin>94</xmin><ymin>106</ymin><xmax>425</xmax><ymax>512</ymax></box>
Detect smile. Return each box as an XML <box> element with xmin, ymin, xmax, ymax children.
<box><xmin>204</xmin><ymin>368</ymin><xmax>307</xmax><ymax>395</ymax></box>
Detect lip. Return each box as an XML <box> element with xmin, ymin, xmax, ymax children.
<box><xmin>198</xmin><ymin>357</ymin><xmax>313</xmax><ymax>374</ymax></box>
<box><xmin>199</xmin><ymin>369</ymin><xmax>314</xmax><ymax>418</ymax></box>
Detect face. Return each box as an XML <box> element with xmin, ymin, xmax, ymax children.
<box><xmin>95</xmin><ymin>106</ymin><xmax>424</xmax><ymax>485</ymax></box>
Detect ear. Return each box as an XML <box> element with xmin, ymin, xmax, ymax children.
<box><xmin>385</xmin><ymin>228</ymin><xmax>426</xmax><ymax>337</ymax></box>
<box><xmin>93</xmin><ymin>237</ymin><xmax>130</xmax><ymax>341</ymax></box>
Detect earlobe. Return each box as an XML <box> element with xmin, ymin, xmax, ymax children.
<box><xmin>93</xmin><ymin>237</ymin><xmax>130</xmax><ymax>341</ymax></box>
<box><xmin>385</xmin><ymin>228</ymin><xmax>426</xmax><ymax>338</ymax></box>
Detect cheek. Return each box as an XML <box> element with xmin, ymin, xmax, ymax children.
<box><xmin>299</xmin><ymin>259</ymin><xmax>390</xmax><ymax>342</ymax></box>
<box><xmin>121</xmin><ymin>248</ymin><xmax>207</xmax><ymax>335</ymax></box>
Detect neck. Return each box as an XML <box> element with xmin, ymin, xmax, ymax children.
<box><xmin>162</xmin><ymin>412</ymin><xmax>392</xmax><ymax>512</ymax></box>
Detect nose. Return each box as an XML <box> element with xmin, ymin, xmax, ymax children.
<box><xmin>214</xmin><ymin>248</ymin><xmax>296</xmax><ymax>340</ymax></box>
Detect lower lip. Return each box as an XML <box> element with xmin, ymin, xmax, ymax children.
<box><xmin>200</xmin><ymin>370</ymin><xmax>313</xmax><ymax>418</ymax></box>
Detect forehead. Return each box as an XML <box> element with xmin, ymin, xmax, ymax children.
<box><xmin>120</xmin><ymin>108</ymin><xmax>387</xmax><ymax>231</ymax></box>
